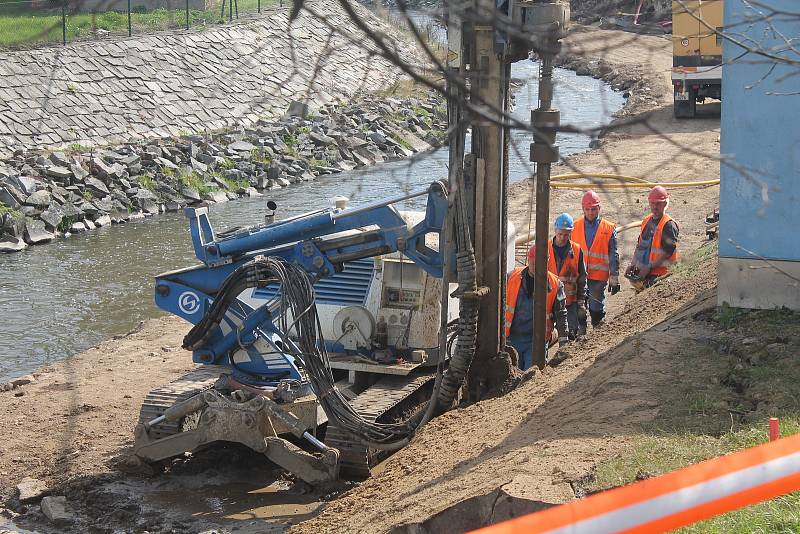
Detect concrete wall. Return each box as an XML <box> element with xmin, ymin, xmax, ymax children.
<box><xmin>0</xmin><ymin>1</ymin><xmax>419</xmax><ymax>157</ymax></box>
<box><xmin>718</xmin><ymin>0</ymin><xmax>800</xmax><ymax>309</ymax></box>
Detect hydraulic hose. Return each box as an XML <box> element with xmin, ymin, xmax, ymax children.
<box><xmin>435</xmin><ymin>130</ymin><xmax>479</xmax><ymax>411</ymax></box>
<box><xmin>437</xmin><ymin>251</ymin><xmax>478</xmax><ymax>408</ymax></box>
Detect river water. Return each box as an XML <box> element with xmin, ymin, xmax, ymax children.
<box><xmin>0</xmin><ymin>63</ymin><xmax>623</xmax><ymax>382</ymax></box>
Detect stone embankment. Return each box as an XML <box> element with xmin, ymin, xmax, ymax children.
<box><xmin>0</xmin><ymin>1</ymin><xmax>419</xmax><ymax>154</ymax></box>
<box><xmin>0</xmin><ymin>0</ymin><xmax>452</xmax><ymax>253</ymax></box>
<box><xmin>0</xmin><ymin>95</ymin><xmax>446</xmax><ymax>252</ymax></box>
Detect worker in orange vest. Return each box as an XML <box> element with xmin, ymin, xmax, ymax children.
<box><xmin>548</xmin><ymin>213</ymin><xmax>588</xmax><ymax>338</ymax></box>
<box><xmin>573</xmin><ymin>190</ymin><xmax>620</xmax><ymax>328</ymax></box>
<box><xmin>505</xmin><ymin>245</ymin><xmax>569</xmax><ymax>370</ymax></box>
<box><xmin>626</xmin><ymin>186</ymin><xmax>680</xmax><ymax>289</ymax></box>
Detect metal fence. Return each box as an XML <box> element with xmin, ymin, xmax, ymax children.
<box><xmin>0</xmin><ymin>0</ymin><xmax>283</xmax><ymax>50</ymax></box>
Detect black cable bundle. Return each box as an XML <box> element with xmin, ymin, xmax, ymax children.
<box><xmin>269</xmin><ymin>258</ymin><xmax>430</xmax><ymax>448</ymax></box>
<box><xmin>182</xmin><ymin>255</ymin><xmax>429</xmax><ymax>448</ymax></box>
<box><xmin>182</xmin><ymin>257</ymin><xmax>275</xmax><ymax>351</ymax></box>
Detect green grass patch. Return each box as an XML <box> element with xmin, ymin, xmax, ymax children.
<box><xmin>410</xmin><ymin>104</ymin><xmax>434</xmax><ymax>128</ymax></box>
<box><xmin>136</xmin><ymin>174</ymin><xmax>156</xmax><ymax>192</ymax></box>
<box><xmin>395</xmin><ymin>136</ymin><xmax>413</xmax><ymax>151</ymax></box>
<box><xmin>179</xmin><ymin>171</ymin><xmax>215</xmax><ymax>196</ymax></box>
<box><xmin>57</xmin><ymin>215</ymin><xmax>78</xmax><ymax>233</ymax></box>
<box><xmin>66</xmin><ymin>143</ymin><xmax>90</xmax><ymax>154</ymax></box>
<box><xmin>591</xmin><ymin>301</ymin><xmax>800</xmax><ymax>532</ymax></box>
<box><xmin>0</xmin><ymin>200</ymin><xmax>22</xmax><ymax>219</ymax></box>
<box><xmin>0</xmin><ymin>0</ymin><xmax>279</xmax><ymax>49</ymax></box>
<box><xmin>222</xmin><ymin>177</ymin><xmax>249</xmax><ymax>191</ymax></box>
<box><xmin>250</xmin><ymin>149</ymin><xmax>271</xmax><ymax>165</ymax></box>
<box><xmin>716</xmin><ymin>301</ymin><xmax>748</xmax><ymax>330</ymax></box>
<box><xmin>669</xmin><ymin>240</ymin><xmax>719</xmax><ymax>279</ymax></box>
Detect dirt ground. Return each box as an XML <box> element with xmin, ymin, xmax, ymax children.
<box><xmin>297</xmin><ymin>25</ymin><xmax>722</xmax><ymax>534</ymax></box>
<box><xmin>0</xmin><ymin>26</ymin><xmax>722</xmax><ymax>534</ymax></box>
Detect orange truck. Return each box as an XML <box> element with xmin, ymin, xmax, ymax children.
<box><xmin>671</xmin><ymin>0</ymin><xmax>723</xmax><ymax>117</ymax></box>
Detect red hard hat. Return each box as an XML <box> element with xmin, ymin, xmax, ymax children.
<box><xmin>582</xmin><ymin>190</ymin><xmax>601</xmax><ymax>208</ymax></box>
<box><xmin>648</xmin><ymin>186</ymin><xmax>669</xmax><ymax>203</ymax></box>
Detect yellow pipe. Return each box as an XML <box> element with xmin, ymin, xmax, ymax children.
<box><xmin>515</xmin><ymin>219</ymin><xmax>641</xmax><ymax>246</ymax></box>
<box><xmin>548</xmin><ymin>173</ymin><xmax>720</xmax><ymax>189</ymax></box>
<box><xmin>513</xmin><ymin>173</ymin><xmax>713</xmax><ymax>247</ymax></box>
<box><xmin>551</xmin><ymin>173</ymin><xmax>653</xmax><ymax>183</ymax></box>
<box><xmin>550</xmin><ymin>179</ymin><xmax>720</xmax><ymax>189</ymax></box>
<box><xmin>616</xmin><ymin>221</ymin><xmax>641</xmax><ymax>233</ymax></box>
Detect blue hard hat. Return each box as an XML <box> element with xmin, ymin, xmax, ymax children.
<box><xmin>554</xmin><ymin>212</ymin><xmax>574</xmax><ymax>231</ymax></box>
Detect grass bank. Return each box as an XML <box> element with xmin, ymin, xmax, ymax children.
<box><xmin>588</xmin><ymin>245</ymin><xmax>800</xmax><ymax>531</ymax></box>
<box><xmin>0</xmin><ymin>0</ymin><xmax>279</xmax><ymax>49</ymax></box>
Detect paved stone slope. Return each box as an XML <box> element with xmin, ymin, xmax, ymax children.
<box><xmin>0</xmin><ymin>2</ymin><xmax>416</xmax><ymax>157</ymax></box>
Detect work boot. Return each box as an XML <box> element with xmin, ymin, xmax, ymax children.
<box><xmin>590</xmin><ymin>310</ymin><xmax>605</xmax><ymax>327</ymax></box>
<box><xmin>577</xmin><ymin>306</ymin><xmax>588</xmax><ymax>336</ymax></box>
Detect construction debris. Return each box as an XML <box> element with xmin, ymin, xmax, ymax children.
<box><xmin>16</xmin><ymin>477</ymin><xmax>48</xmax><ymax>503</ymax></box>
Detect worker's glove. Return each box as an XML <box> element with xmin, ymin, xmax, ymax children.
<box><xmin>608</xmin><ymin>275</ymin><xmax>621</xmax><ymax>294</ymax></box>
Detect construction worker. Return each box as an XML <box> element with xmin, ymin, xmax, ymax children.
<box><xmin>573</xmin><ymin>190</ymin><xmax>620</xmax><ymax>328</ymax></box>
<box><xmin>505</xmin><ymin>245</ymin><xmax>569</xmax><ymax>371</ymax></box>
<box><xmin>626</xmin><ymin>186</ymin><xmax>680</xmax><ymax>289</ymax></box>
<box><xmin>548</xmin><ymin>213</ymin><xmax>588</xmax><ymax>338</ymax></box>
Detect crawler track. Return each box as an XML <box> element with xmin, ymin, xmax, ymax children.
<box><xmin>325</xmin><ymin>372</ymin><xmax>435</xmax><ymax>478</ymax></box>
<box><xmin>136</xmin><ymin>365</ymin><xmax>227</xmax><ymax>440</ymax></box>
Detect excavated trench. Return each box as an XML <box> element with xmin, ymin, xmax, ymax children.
<box><xmin>389</xmin><ymin>480</ymin><xmax>564</xmax><ymax>533</ymax></box>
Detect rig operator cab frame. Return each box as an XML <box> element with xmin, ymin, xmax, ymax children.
<box><xmin>672</xmin><ymin>0</ymin><xmax>723</xmax><ymax>118</ymax></box>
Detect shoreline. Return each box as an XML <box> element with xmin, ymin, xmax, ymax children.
<box><xmin>0</xmin><ymin>93</ymin><xmax>447</xmax><ymax>255</ymax></box>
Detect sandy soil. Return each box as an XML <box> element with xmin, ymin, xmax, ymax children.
<box><xmin>0</xmin><ymin>25</ymin><xmax>722</xmax><ymax>534</ymax></box>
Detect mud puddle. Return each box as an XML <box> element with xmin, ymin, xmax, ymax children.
<box><xmin>142</xmin><ymin>469</ymin><xmax>324</xmax><ymax>533</ymax></box>
<box><xmin>9</xmin><ymin>445</ymin><xmax>341</xmax><ymax>534</ymax></box>
<box><xmin>0</xmin><ymin>520</ymin><xmax>39</xmax><ymax>534</ymax></box>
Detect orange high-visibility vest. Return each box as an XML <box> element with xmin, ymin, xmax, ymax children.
<box><xmin>574</xmin><ymin>217</ymin><xmax>615</xmax><ymax>282</ymax></box>
<box><xmin>640</xmin><ymin>213</ymin><xmax>680</xmax><ymax>277</ymax></box>
<box><xmin>547</xmin><ymin>239</ymin><xmax>581</xmax><ymax>306</ymax></box>
<box><xmin>505</xmin><ymin>267</ymin><xmax>559</xmax><ymax>341</ymax></box>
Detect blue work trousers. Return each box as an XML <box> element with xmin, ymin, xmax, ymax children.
<box><xmin>508</xmin><ymin>333</ymin><xmax>547</xmax><ymax>371</ymax></box>
<box><xmin>587</xmin><ymin>279</ymin><xmax>607</xmax><ymax>314</ymax></box>
<box><xmin>566</xmin><ymin>302</ymin><xmax>579</xmax><ymax>335</ymax></box>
